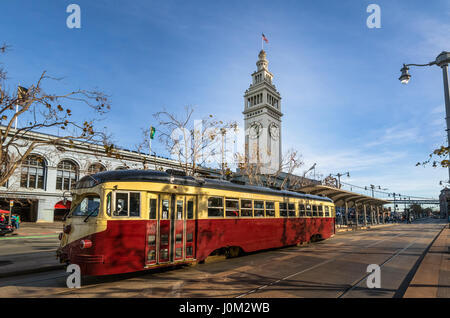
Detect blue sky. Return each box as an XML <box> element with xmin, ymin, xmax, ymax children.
<box><xmin>1</xmin><ymin>0</ymin><xmax>449</xmax><ymax>200</ymax></box>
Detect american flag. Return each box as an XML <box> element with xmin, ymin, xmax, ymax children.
<box><xmin>262</xmin><ymin>33</ymin><xmax>268</xmax><ymax>43</ymax></box>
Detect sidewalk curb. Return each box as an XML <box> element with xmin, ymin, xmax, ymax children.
<box><xmin>0</xmin><ymin>234</ymin><xmax>59</xmax><ymax>240</ymax></box>
<box><xmin>0</xmin><ymin>264</ymin><xmax>66</xmax><ymax>279</ymax></box>
<box><xmin>394</xmin><ymin>224</ymin><xmax>447</xmax><ymax>298</ymax></box>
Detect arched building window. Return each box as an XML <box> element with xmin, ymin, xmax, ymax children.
<box><xmin>20</xmin><ymin>154</ymin><xmax>46</xmax><ymax>189</ymax></box>
<box><xmin>56</xmin><ymin>160</ymin><xmax>79</xmax><ymax>191</ymax></box>
<box><xmin>87</xmin><ymin>163</ymin><xmax>106</xmax><ymax>175</ymax></box>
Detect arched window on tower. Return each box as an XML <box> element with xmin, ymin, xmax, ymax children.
<box><xmin>87</xmin><ymin>163</ymin><xmax>106</xmax><ymax>175</ymax></box>
<box><xmin>20</xmin><ymin>154</ymin><xmax>46</xmax><ymax>189</ymax></box>
<box><xmin>56</xmin><ymin>160</ymin><xmax>79</xmax><ymax>191</ymax></box>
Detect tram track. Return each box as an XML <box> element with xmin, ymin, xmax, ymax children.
<box><xmin>235</xmin><ymin>223</ymin><xmax>442</xmax><ymax>298</ymax></box>
<box><xmin>336</xmin><ymin>239</ymin><xmax>418</xmax><ymax>298</ymax></box>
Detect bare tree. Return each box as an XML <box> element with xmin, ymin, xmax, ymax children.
<box><xmin>235</xmin><ymin>148</ymin><xmax>307</xmax><ymax>190</ymax></box>
<box><xmin>0</xmin><ymin>44</ymin><xmax>113</xmax><ymax>186</ymax></box>
<box><xmin>322</xmin><ymin>174</ymin><xmax>339</xmax><ymax>188</ymax></box>
<box><xmin>150</xmin><ymin>106</ymin><xmax>237</xmax><ymax>176</ymax></box>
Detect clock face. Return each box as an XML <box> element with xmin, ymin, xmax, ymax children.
<box><xmin>269</xmin><ymin>123</ymin><xmax>279</xmax><ymax>140</ymax></box>
<box><xmin>249</xmin><ymin>122</ymin><xmax>262</xmax><ymax>139</ymax></box>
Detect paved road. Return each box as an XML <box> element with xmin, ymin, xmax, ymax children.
<box><xmin>0</xmin><ymin>218</ymin><xmax>445</xmax><ymax>298</ymax></box>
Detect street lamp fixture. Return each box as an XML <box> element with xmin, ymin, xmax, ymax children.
<box><xmin>399</xmin><ymin>51</ymin><xmax>450</xmax><ymax>188</ymax></box>
<box><xmin>399</xmin><ymin>65</ymin><xmax>411</xmax><ymax>84</ymax></box>
<box><xmin>332</xmin><ymin>171</ymin><xmax>350</xmax><ymax>189</ymax></box>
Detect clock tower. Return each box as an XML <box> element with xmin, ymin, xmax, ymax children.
<box><xmin>243</xmin><ymin>50</ymin><xmax>283</xmax><ymax>174</ymax></box>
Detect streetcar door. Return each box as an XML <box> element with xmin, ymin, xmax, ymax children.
<box><xmin>158</xmin><ymin>194</ymin><xmax>171</xmax><ymax>263</ymax></box>
<box><xmin>173</xmin><ymin>195</ymin><xmax>185</xmax><ymax>261</ymax></box>
<box><xmin>173</xmin><ymin>195</ymin><xmax>196</xmax><ymax>262</ymax></box>
<box><xmin>184</xmin><ymin>196</ymin><xmax>196</xmax><ymax>260</ymax></box>
<box><xmin>145</xmin><ymin>193</ymin><xmax>159</xmax><ymax>266</ymax></box>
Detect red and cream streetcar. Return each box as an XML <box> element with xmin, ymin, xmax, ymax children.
<box><xmin>57</xmin><ymin>170</ymin><xmax>335</xmax><ymax>276</ymax></box>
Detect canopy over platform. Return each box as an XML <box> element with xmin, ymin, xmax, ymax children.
<box><xmin>296</xmin><ymin>185</ymin><xmax>390</xmax><ymax>207</ymax></box>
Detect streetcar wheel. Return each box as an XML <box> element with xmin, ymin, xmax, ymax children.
<box><xmin>225</xmin><ymin>246</ymin><xmax>241</xmax><ymax>258</ymax></box>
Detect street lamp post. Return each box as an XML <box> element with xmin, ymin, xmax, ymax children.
<box><xmin>399</xmin><ymin>51</ymin><xmax>450</xmax><ymax>185</ymax></box>
<box><xmin>332</xmin><ymin>171</ymin><xmax>350</xmax><ymax>189</ymax></box>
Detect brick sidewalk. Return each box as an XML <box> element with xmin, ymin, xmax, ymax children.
<box><xmin>403</xmin><ymin>225</ymin><xmax>450</xmax><ymax>298</ymax></box>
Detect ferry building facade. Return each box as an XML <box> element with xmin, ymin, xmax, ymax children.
<box><xmin>0</xmin><ymin>129</ymin><xmax>200</xmax><ymax>222</ymax></box>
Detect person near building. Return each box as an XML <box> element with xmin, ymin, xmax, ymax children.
<box><xmin>11</xmin><ymin>214</ymin><xmax>20</xmax><ymax>229</ymax></box>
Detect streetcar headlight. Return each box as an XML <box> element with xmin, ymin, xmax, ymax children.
<box><xmin>80</xmin><ymin>240</ymin><xmax>92</xmax><ymax>249</ymax></box>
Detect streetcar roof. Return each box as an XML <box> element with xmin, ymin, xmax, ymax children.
<box><xmin>76</xmin><ymin>169</ymin><xmax>333</xmax><ymax>203</ymax></box>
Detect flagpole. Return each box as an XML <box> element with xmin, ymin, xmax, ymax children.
<box><xmin>15</xmin><ymin>84</ymin><xmax>19</xmax><ymax>129</ymax></box>
<box><xmin>149</xmin><ymin>126</ymin><xmax>157</xmax><ymax>170</ymax></box>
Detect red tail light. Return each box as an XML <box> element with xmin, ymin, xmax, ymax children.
<box><xmin>80</xmin><ymin>240</ymin><xmax>92</xmax><ymax>249</ymax></box>
<box><xmin>63</xmin><ymin>225</ymin><xmax>72</xmax><ymax>234</ymax></box>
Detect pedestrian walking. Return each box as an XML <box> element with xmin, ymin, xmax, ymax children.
<box><xmin>13</xmin><ymin>214</ymin><xmax>20</xmax><ymax>229</ymax></box>
<box><xmin>11</xmin><ymin>215</ymin><xmax>16</xmax><ymax>228</ymax></box>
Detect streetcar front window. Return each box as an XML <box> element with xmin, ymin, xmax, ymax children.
<box><xmin>72</xmin><ymin>195</ymin><xmax>100</xmax><ymax>217</ymax></box>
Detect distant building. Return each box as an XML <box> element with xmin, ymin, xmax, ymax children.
<box><xmin>439</xmin><ymin>187</ymin><xmax>450</xmax><ymax>219</ymax></box>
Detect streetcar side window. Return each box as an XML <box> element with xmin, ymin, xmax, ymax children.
<box><xmin>113</xmin><ymin>192</ymin><xmax>140</xmax><ymax>217</ymax></box>
<box><xmin>312</xmin><ymin>205</ymin><xmax>318</xmax><ymax>217</ymax></box>
<box><xmin>241</xmin><ymin>200</ymin><xmax>253</xmax><ymax>217</ymax></box>
<box><xmin>299</xmin><ymin>204</ymin><xmax>306</xmax><ymax>217</ymax></box>
<box><xmin>318</xmin><ymin>205</ymin><xmax>323</xmax><ymax>217</ymax></box>
<box><xmin>187</xmin><ymin>200</ymin><xmax>194</xmax><ymax>219</ymax></box>
<box><xmin>266</xmin><ymin>201</ymin><xmax>275</xmax><ymax>217</ymax></box>
<box><xmin>288</xmin><ymin>203</ymin><xmax>296</xmax><ymax>217</ymax></box>
<box><xmin>226</xmin><ymin>198</ymin><xmax>240</xmax><ymax>217</ymax></box>
<box><xmin>279</xmin><ymin>203</ymin><xmax>288</xmax><ymax>217</ymax></box>
<box><xmin>130</xmin><ymin>193</ymin><xmax>140</xmax><ymax>217</ymax></box>
<box><xmin>176</xmin><ymin>200</ymin><xmax>183</xmax><ymax>219</ymax></box>
<box><xmin>149</xmin><ymin>198</ymin><xmax>157</xmax><ymax>219</ymax></box>
<box><xmin>208</xmin><ymin>197</ymin><xmax>224</xmax><ymax>217</ymax></box>
<box><xmin>306</xmin><ymin>204</ymin><xmax>312</xmax><ymax>216</ymax></box>
<box><xmin>324</xmin><ymin>206</ymin><xmax>330</xmax><ymax>217</ymax></box>
<box><xmin>106</xmin><ymin>192</ymin><xmax>112</xmax><ymax>216</ymax></box>
<box><xmin>161</xmin><ymin>200</ymin><xmax>170</xmax><ymax>219</ymax></box>
<box><xmin>254</xmin><ymin>201</ymin><xmax>264</xmax><ymax>217</ymax></box>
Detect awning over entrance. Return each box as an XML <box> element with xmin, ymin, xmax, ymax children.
<box><xmin>297</xmin><ymin>185</ymin><xmax>390</xmax><ymax>207</ymax></box>
<box><xmin>54</xmin><ymin>200</ymin><xmax>71</xmax><ymax>210</ymax></box>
